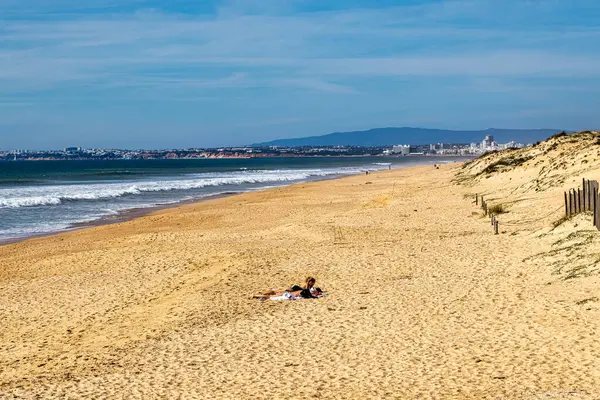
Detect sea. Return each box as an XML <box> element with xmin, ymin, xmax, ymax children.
<box><xmin>0</xmin><ymin>156</ymin><xmax>467</xmax><ymax>242</ymax></box>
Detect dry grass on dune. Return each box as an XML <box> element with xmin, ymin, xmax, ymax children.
<box><xmin>456</xmin><ymin>130</ymin><xmax>600</xmax><ymax>192</ymax></box>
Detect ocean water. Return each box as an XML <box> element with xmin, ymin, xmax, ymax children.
<box><xmin>0</xmin><ymin>156</ymin><xmax>466</xmax><ymax>241</ymax></box>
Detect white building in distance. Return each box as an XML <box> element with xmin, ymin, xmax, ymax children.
<box><xmin>392</xmin><ymin>145</ymin><xmax>411</xmax><ymax>156</ymax></box>
<box><xmin>481</xmin><ymin>135</ymin><xmax>495</xmax><ymax>149</ymax></box>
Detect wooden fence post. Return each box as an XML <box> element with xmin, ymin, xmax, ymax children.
<box><xmin>592</xmin><ymin>185</ymin><xmax>598</xmax><ymax>227</ymax></box>
<box><xmin>494</xmin><ymin>220</ymin><xmax>499</xmax><ymax>235</ymax></box>
<box><xmin>586</xmin><ymin>180</ymin><xmax>589</xmax><ymax>211</ymax></box>
<box><xmin>589</xmin><ymin>180</ymin><xmax>592</xmax><ymax>211</ymax></box>
<box><xmin>588</xmin><ymin>180</ymin><xmax>591</xmax><ymax>211</ymax></box>
<box><xmin>593</xmin><ymin>187</ymin><xmax>596</xmax><ymax>226</ymax></box>
<box><xmin>592</xmin><ymin>181</ymin><xmax>596</xmax><ymax>210</ymax></box>
<box><xmin>578</xmin><ymin>188</ymin><xmax>582</xmax><ymax>213</ymax></box>
<box><xmin>597</xmin><ymin>189</ymin><xmax>600</xmax><ymax>230</ymax></box>
<box><xmin>593</xmin><ymin>188</ymin><xmax>595</xmax><ymax>226</ymax></box>
<box><xmin>598</xmin><ymin>190</ymin><xmax>600</xmax><ymax>229</ymax></box>
<box><xmin>569</xmin><ymin>190</ymin><xmax>573</xmax><ymax>215</ymax></box>
<box><xmin>475</xmin><ymin>194</ymin><xmax>478</xmax><ymax>206</ymax></box>
<box><xmin>564</xmin><ymin>191</ymin><xmax>568</xmax><ymax>217</ymax></box>
<box><xmin>581</xmin><ymin>178</ymin><xmax>587</xmax><ymax>211</ymax></box>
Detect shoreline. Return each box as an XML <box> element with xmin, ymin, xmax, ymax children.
<box><xmin>0</xmin><ymin>170</ymin><xmax>389</xmax><ymax>246</ymax></box>
<box><xmin>0</xmin><ymin>159</ymin><xmax>469</xmax><ymax>247</ymax></box>
<box><xmin>0</xmin><ymin>155</ymin><xmax>469</xmax><ymax>247</ymax></box>
<box><xmin>0</xmin><ymin>191</ymin><xmax>241</xmax><ymax>246</ymax></box>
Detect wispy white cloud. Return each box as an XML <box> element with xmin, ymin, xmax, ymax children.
<box><xmin>2</xmin><ymin>0</ymin><xmax>599</xmax><ymax>97</ymax></box>
<box><xmin>270</xmin><ymin>77</ymin><xmax>358</xmax><ymax>94</ymax></box>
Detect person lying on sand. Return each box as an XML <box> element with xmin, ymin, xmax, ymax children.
<box><xmin>254</xmin><ymin>277</ymin><xmax>324</xmax><ymax>301</ymax></box>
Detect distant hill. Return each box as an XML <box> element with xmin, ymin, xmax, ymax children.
<box><xmin>256</xmin><ymin>127</ymin><xmax>563</xmax><ymax>147</ymax></box>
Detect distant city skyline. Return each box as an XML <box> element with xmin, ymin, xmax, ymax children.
<box><xmin>1</xmin><ymin>0</ymin><xmax>600</xmax><ymax>150</ymax></box>
<box><xmin>0</xmin><ymin>133</ymin><xmax>530</xmax><ymax>161</ymax></box>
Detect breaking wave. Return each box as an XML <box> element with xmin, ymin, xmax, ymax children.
<box><xmin>0</xmin><ymin>167</ymin><xmax>375</xmax><ymax>209</ymax></box>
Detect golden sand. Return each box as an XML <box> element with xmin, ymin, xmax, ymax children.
<box><xmin>2</xmin><ymin>134</ymin><xmax>600</xmax><ymax>398</ymax></box>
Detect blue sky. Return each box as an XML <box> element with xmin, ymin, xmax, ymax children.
<box><xmin>1</xmin><ymin>0</ymin><xmax>599</xmax><ymax>149</ymax></box>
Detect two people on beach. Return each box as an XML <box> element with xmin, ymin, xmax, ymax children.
<box><xmin>255</xmin><ymin>277</ymin><xmax>324</xmax><ymax>301</ymax></box>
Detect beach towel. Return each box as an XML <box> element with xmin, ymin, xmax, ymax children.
<box><xmin>267</xmin><ymin>290</ymin><xmax>326</xmax><ymax>301</ymax></box>
<box><xmin>269</xmin><ymin>291</ymin><xmax>298</xmax><ymax>301</ymax></box>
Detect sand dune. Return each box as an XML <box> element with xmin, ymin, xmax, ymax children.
<box><xmin>2</xmin><ymin>134</ymin><xmax>600</xmax><ymax>398</ymax></box>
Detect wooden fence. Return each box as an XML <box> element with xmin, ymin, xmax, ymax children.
<box><xmin>475</xmin><ymin>194</ymin><xmax>499</xmax><ymax>234</ymax></box>
<box><xmin>472</xmin><ymin>178</ymin><xmax>600</xmax><ymax>235</ymax></box>
<box><xmin>565</xmin><ymin>178</ymin><xmax>600</xmax><ymax>230</ymax></box>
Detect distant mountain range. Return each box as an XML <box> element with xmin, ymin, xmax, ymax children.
<box><xmin>256</xmin><ymin>127</ymin><xmax>564</xmax><ymax>147</ymax></box>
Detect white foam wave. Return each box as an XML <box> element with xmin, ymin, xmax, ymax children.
<box><xmin>0</xmin><ymin>167</ymin><xmax>377</xmax><ymax>209</ymax></box>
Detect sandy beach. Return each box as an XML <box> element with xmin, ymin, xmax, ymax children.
<box><xmin>3</xmin><ymin>134</ymin><xmax>600</xmax><ymax>399</ymax></box>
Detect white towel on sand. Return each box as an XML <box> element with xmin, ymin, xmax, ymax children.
<box><xmin>269</xmin><ymin>291</ymin><xmax>298</xmax><ymax>301</ymax></box>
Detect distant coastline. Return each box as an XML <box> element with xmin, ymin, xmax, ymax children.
<box><xmin>0</xmin><ymin>153</ymin><xmax>471</xmax><ymax>162</ymax></box>
<box><xmin>3</xmin><ymin>127</ymin><xmax>561</xmax><ymax>161</ymax></box>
